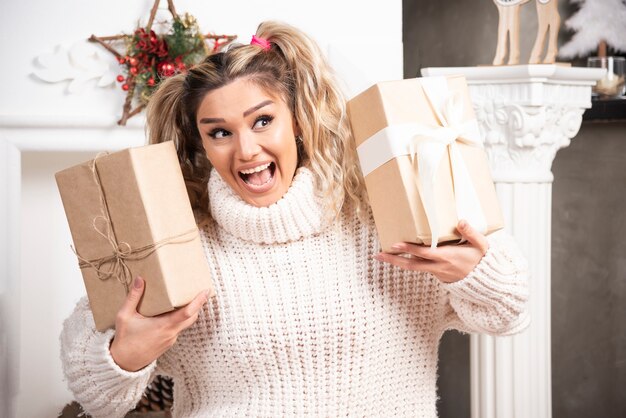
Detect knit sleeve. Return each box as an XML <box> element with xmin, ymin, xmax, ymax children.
<box><xmin>59</xmin><ymin>297</ymin><xmax>158</xmax><ymax>418</ymax></box>
<box><xmin>441</xmin><ymin>230</ymin><xmax>530</xmax><ymax>336</ymax></box>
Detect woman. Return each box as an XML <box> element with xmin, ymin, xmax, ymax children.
<box><xmin>60</xmin><ymin>21</ymin><xmax>529</xmax><ymax>417</ymax></box>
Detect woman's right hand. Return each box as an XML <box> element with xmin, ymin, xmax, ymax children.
<box><xmin>109</xmin><ymin>276</ymin><xmax>210</xmax><ymax>372</ymax></box>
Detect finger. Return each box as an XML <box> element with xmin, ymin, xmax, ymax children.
<box><xmin>457</xmin><ymin>220</ymin><xmax>489</xmax><ymax>254</ymax></box>
<box><xmin>177</xmin><ymin>311</ymin><xmax>202</xmax><ymax>332</ymax></box>
<box><xmin>374</xmin><ymin>252</ymin><xmax>436</xmax><ymax>272</ymax></box>
<box><xmin>390</xmin><ymin>242</ymin><xmax>442</xmax><ymax>261</ymax></box>
<box><xmin>120</xmin><ymin>276</ymin><xmax>146</xmax><ymax>315</ymax></box>
<box><xmin>169</xmin><ymin>290</ymin><xmax>210</xmax><ymax>325</ymax></box>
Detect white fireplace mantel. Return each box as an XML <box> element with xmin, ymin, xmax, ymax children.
<box><xmin>421</xmin><ymin>64</ymin><xmax>605</xmax><ymax>418</ymax></box>
<box><xmin>0</xmin><ymin>117</ymin><xmax>146</xmax><ymax>418</ymax></box>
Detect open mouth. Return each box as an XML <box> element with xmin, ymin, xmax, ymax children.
<box><xmin>238</xmin><ymin>162</ymin><xmax>276</xmax><ymax>188</ymax></box>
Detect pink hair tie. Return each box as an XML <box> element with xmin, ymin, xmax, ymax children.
<box><xmin>250</xmin><ymin>35</ymin><xmax>271</xmax><ymax>51</ymax></box>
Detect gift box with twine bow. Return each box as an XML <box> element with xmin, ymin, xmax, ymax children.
<box><xmin>56</xmin><ymin>141</ymin><xmax>214</xmax><ymax>331</ymax></box>
<box><xmin>347</xmin><ymin>75</ymin><xmax>504</xmax><ymax>252</ymax></box>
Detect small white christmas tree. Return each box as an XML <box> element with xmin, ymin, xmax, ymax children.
<box><xmin>559</xmin><ymin>0</ymin><xmax>626</xmax><ymax>58</ymax></box>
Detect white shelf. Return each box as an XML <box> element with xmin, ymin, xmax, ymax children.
<box><xmin>422</xmin><ymin>64</ymin><xmax>606</xmax><ymax>86</ymax></box>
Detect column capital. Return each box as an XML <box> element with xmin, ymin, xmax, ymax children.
<box><xmin>421</xmin><ymin>65</ymin><xmax>604</xmax><ymax>183</ymax></box>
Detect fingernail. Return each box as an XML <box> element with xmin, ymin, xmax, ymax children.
<box><xmin>204</xmin><ymin>289</ymin><xmax>211</xmax><ymax>299</ymax></box>
<box><xmin>391</xmin><ymin>244</ymin><xmax>403</xmax><ymax>250</ymax></box>
<box><xmin>134</xmin><ymin>276</ymin><xmax>143</xmax><ymax>289</ymax></box>
<box><xmin>372</xmin><ymin>254</ymin><xmax>382</xmax><ymax>260</ymax></box>
<box><xmin>459</xmin><ymin>220</ymin><xmax>467</xmax><ymax>229</ymax></box>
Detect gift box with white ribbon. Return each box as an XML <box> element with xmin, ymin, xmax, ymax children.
<box><xmin>347</xmin><ymin>75</ymin><xmax>504</xmax><ymax>252</ymax></box>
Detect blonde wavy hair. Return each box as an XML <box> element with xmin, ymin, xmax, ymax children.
<box><xmin>146</xmin><ymin>21</ymin><xmax>367</xmax><ymax>225</ymax></box>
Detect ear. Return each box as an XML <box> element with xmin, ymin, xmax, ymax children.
<box><xmin>293</xmin><ymin>118</ymin><xmax>301</xmax><ymax>137</ymax></box>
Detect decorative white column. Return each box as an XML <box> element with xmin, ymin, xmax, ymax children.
<box><xmin>421</xmin><ymin>65</ymin><xmax>604</xmax><ymax>418</ymax></box>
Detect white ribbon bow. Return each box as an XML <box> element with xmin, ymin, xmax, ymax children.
<box><xmin>356</xmin><ymin>76</ymin><xmax>488</xmax><ymax>248</ymax></box>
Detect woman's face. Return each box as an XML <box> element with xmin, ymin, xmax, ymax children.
<box><xmin>196</xmin><ymin>78</ymin><xmax>299</xmax><ymax>207</ymax></box>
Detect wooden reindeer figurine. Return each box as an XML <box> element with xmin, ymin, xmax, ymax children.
<box><xmin>492</xmin><ymin>0</ymin><xmax>531</xmax><ymax>65</ymax></box>
<box><xmin>492</xmin><ymin>0</ymin><xmax>560</xmax><ymax>66</ymax></box>
<box><xmin>528</xmin><ymin>0</ymin><xmax>560</xmax><ymax>64</ymax></box>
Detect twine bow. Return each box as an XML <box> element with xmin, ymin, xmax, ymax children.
<box><xmin>72</xmin><ymin>153</ymin><xmax>198</xmax><ymax>293</ymax></box>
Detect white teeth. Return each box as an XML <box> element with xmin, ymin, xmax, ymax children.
<box><xmin>239</xmin><ymin>162</ymin><xmax>271</xmax><ymax>175</ymax></box>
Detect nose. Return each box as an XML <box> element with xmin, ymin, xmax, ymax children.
<box><xmin>236</xmin><ymin>132</ymin><xmax>262</xmax><ymax>161</ymax></box>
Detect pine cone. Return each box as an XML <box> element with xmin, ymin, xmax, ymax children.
<box><xmin>132</xmin><ymin>375</ymin><xmax>174</xmax><ymax>412</ymax></box>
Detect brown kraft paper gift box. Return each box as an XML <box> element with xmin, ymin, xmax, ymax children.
<box><xmin>347</xmin><ymin>75</ymin><xmax>504</xmax><ymax>253</ymax></box>
<box><xmin>56</xmin><ymin>141</ymin><xmax>215</xmax><ymax>331</ymax></box>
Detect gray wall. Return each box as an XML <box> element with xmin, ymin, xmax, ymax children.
<box><xmin>552</xmin><ymin>122</ymin><xmax>626</xmax><ymax>418</ymax></box>
<box><xmin>402</xmin><ymin>1</ymin><xmax>626</xmax><ymax>417</ymax></box>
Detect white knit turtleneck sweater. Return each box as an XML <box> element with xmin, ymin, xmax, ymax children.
<box><xmin>60</xmin><ymin>167</ymin><xmax>529</xmax><ymax>417</ymax></box>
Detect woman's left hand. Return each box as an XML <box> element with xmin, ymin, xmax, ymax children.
<box><xmin>373</xmin><ymin>220</ymin><xmax>490</xmax><ymax>283</ymax></box>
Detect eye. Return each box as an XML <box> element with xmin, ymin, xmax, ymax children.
<box><xmin>208</xmin><ymin>128</ymin><xmax>231</xmax><ymax>139</ymax></box>
<box><xmin>252</xmin><ymin>115</ymin><xmax>274</xmax><ymax>129</ymax></box>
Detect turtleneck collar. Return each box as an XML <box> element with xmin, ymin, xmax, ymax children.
<box><xmin>208</xmin><ymin>167</ymin><xmax>329</xmax><ymax>244</ymax></box>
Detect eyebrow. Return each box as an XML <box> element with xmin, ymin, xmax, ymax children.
<box><xmin>198</xmin><ymin>100</ymin><xmax>274</xmax><ymax>124</ymax></box>
<box><xmin>198</xmin><ymin>117</ymin><xmax>226</xmax><ymax>124</ymax></box>
<box><xmin>243</xmin><ymin>100</ymin><xmax>274</xmax><ymax>117</ymax></box>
